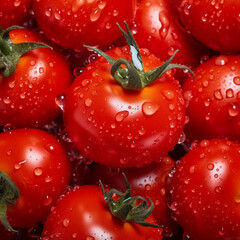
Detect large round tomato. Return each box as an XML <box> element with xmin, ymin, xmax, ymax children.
<box><xmin>32</xmin><ymin>0</ymin><xmax>137</xmax><ymax>50</ymax></box>
<box><xmin>170</xmin><ymin>139</ymin><xmax>240</xmax><ymax>240</ymax></box>
<box><xmin>0</xmin><ymin>28</ymin><xmax>72</xmax><ymax>128</ymax></box>
<box><xmin>42</xmin><ymin>185</ymin><xmax>163</xmax><ymax>240</ymax></box>
<box><xmin>183</xmin><ymin>55</ymin><xmax>240</xmax><ymax>141</ymax></box>
<box><xmin>0</xmin><ymin>128</ymin><xmax>71</xmax><ymax>229</ymax></box>
<box><xmin>63</xmin><ymin>46</ymin><xmax>185</xmax><ymax>168</ymax></box>
<box><xmin>0</xmin><ymin>0</ymin><xmax>32</xmax><ymax>29</ymax></box>
<box><xmin>175</xmin><ymin>0</ymin><xmax>240</xmax><ymax>53</ymax></box>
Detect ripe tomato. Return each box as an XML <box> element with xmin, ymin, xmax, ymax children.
<box><xmin>133</xmin><ymin>0</ymin><xmax>211</xmax><ymax>73</ymax></box>
<box><xmin>90</xmin><ymin>155</ymin><xmax>180</xmax><ymax>238</ymax></box>
<box><xmin>0</xmin><ymin>128</ymin><xmax>71</xmax><ymax>229</ymax></box>
<box><xmin>175</xmin><ymin>0</ymin><xmax>240</xmax><ymax>53</ymax></box>
<box><xmin>183</xmin><ymin>55</ymin><xmax>240</xmax><ymax>141</ymax></box>
<box><xmin>0</xmin><ymin>28</ymin><xmax>72</xmax><ymax>128</ymax></box>
<box><xmin>32</xmin><ymin>0</ymin><xmax>137</xmax><ymax>50</ymax></box>
<box><xmin>63</xmin><ymin>45</ymin><xmax>185</xmax><ymax>168</ymax></box>
<box><xmin>41</xmin><ymin>185</ymin><xmax>163</xmax><ymax>240</ymax></box>
<box><xmin>170</xmin><ymin>139</ymin><xmax>240</xmax><ymax>240</ymax></box>
<box><xmin>0</xmin><ymin>0</ymin><xmax>32</xmax><ymax>29</ymax></box>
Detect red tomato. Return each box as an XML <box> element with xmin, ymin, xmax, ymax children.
<box><xmin>133</xmin><ymin>0</ymin><xmax>212</xmax><ymax>72</ymax></box>
<box><xmin>183</xmin><ymin>55</ymin><xmax>240</xmax><ymax>141</ymax></box>
<box><xmin>63</xmin><ymin>46</ymin><xmax>185</xmax><ymax>168</ymax></box>
<box><xmin>0</xmin><ymin>128</ymin><xmax>71</xmax><ymax>229</ymax></box>
<box><xmin>32</xmin><ymin>0</ymin><xmax>137</xmax><ymax>50</ymax></box>
<box><xmin>41</xmin><ymin>185</ymin><xmax>163</xmax><ymax>240</ymax></box>
<box><xmin>170</xmin><ymin>139</ymin><xmax>240</xmax><ymax>240</ymax></box>
<box><xmin>90</xmin><ymin>155</ymin><xmax>180</xmax><ymax>238</ymax></box>
<box><xmin>0</xmin><ymin>28</ymin><xmax>72</xmax><ymax>128</ymax></box>
<box><xmin>175</xmin><ymin>0</ymin><xmax>240</xmax><ymax>53</ymax></box>
<box><xmin>0</xmin><ymin>0</ymin><xmax>32</xmax><ymax>29</ymax></box>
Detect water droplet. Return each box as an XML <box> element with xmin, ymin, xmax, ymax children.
<box><xmin>98</xmin><ymin>0</ymin><xmax>106</xmax><ymax>9</ymax></box>
<box><xmin>162</xmin><ymin>89</ymin><xmax>175</xmax><ymax>100</ymax></box>
<box><xmin>142</xmin><ymin>102</ymin><xmax>159</xmax><ymax>116</ymax></box>
<box><xmin>226</xmin><ymin>88</ymin><xmax>234</xmax><ymax>98</ymax></box>
<box><xmin>54</xmin><ymin>10</ymin><xmax>62</xmax><ymax>20</ymax></box>
<box><xmin>215</xmin><ymin>56</ymin><xmax>229</xmax><ymax>66</ymax></box>
<box><xmin>43</xmin><ymin>196</ymin><xmax>52</xmax><ymax>206</ymax></box>
<box><xmin>45</xmin><ymin>8</ymin><xmax>52</xmax><ymax>17</ymax></box>
<box><xmin>45</xmin><ymin>176</ymin><xmax>53</xmax><ymax>183</ymax></box>
<box><xmin>235</xmin><ymin>195</ymin><xmax>240</xmax><ymax>203</ymax></box>
<box><xmin>228</xmin><ymin>104</ymin><xmax>239</xmax><ymax>117</ymax></box>
<box><xmin>85</xmin><ymin>98</ymin><xmax>92</xmax><ymax>107</ymax></box>
<box><xmin>90</xmin><ymin>8</ymin><xmax>101</xmax><ymax>22</ymax></box>
<box><xmin>63</xmin><ymin>218</ymin><xmax>70</xmax><ymax>227</ymax></box>
<box><xmin>200</xmin><ymin>140</ymin><xmax>210</xmax><ymax>147</ymax></box>
<box><xmin>214</xmin><ymin>89</ymin><xmax>223</xmax><ymax>100</ymax></box>
<box><xmin>115</xmin><ymin>111</ymin><xmax>129</xmax><ymax>122</ymax></box>
<box><xmin>55</xmin><ymin>94</ymin><xmax>66</xmax><ymax>111</ymax></box>
<box><xmin>215</xmin><ymin>186</ymin><xmax>223</xmax><ymax>193</ymax></box>
<box><xmin>34</xmin><ymin>167</ymin><xmax>43</xmax><ymax>176</ymax></box>
<box><xmin>189</xmin><ymin>165</ymin><xmax>196</xmax><ymax>174</ymax></box>
<box><xmin>14</xmin><ymin>160</ymin><xmax>26</xmax><ymax>170</ymax></box>
<box><xmin>233</xmin><ymin>76</ymin><xmax>240</xmax><ymax>85</ymax></box>
<box><xmin>207</xmin><ymin>163</ymin><xmax>214</xmax><ymax>170</ymax></box>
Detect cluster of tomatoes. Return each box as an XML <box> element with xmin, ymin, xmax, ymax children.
<box><xmin>1</xmin><ymin>0</ymin><xmax>240</xmax><ymax>239</ymax></box>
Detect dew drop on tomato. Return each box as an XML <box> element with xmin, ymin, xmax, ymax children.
<box><xmin>115</xmin><ymin>110</ymin><xmax>129</xmax><ymax>122</ymax></box>
<box><xmin>55</xmin><ymin>93</ymin><xmax>67</xmax><ymax>111</ymax></box>
<box><xmin>43</xmin><ymin>195</ymin><xmax>53</xmax><ymax>206</ymax></box>
<box><xmin>142</xmin><ymin>102</ymin><xmax>160</xmax><ymax>116</ymax></box>
<box><xmin>214</xmin><ymin>56</ymin><xmax>229</xmax><ymax>66</ymax></box>
<box><xmin>34</xmin><ymin>167</ymin><xmax>43</xmax><ymax>176</ymax></box>
<box><xmin>228</xmin><ymin>104</ymin><xmax>239</xmax><ymax>117</ymax></box>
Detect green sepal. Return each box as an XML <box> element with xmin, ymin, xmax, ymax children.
<box><xmin>99</xmin><ymin>173</ymin><xmax>163</xmax><ymax>228</ymax></box>
<box><xmin>0</xmin><ymin>171</ymin><xmax>20</xmax><ymax>232</ymax></box>
<box><xmin>84</xmin><ymin>22</ymin><xmax>196</xmax><ymax>91</ymax></box>
<box><xmin>0</xmin><ymin>26</ymin><xmax>52</xmax><ymax>77</ymax></box>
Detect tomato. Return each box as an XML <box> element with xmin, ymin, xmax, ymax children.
<box><xmin>0</xmin><ymin>0</ymin><xmax>32</xmax><ymax>29</ymax></box>
<box><xmin>183</xmin><ymin>55</ymin><xmax>240</xmax><ymax>141</ymax></box>
<box><xmin>170</xmin><ymin>139</ymin><xmax>240</xmax><ymax>240</ymax></box>
<box><xmin>41</xmin><ymin>185</ymin><xmax>163</xmax><ymax>240</ymax></box>
<box><xmin>133</xmin><ymin>0</ymin><xmax>212</xmax><ymax>74</ymax></box>
<box><xmin>32</xmin><ymin>0</ymin><xmax>137</xmax><ymax>50</ymax></box>
<box><xmin>89</xmin><ymin>155</ymin><xmax>180</xmax><ymax>238</ymax></box>
<box><xmin>63</xmin><ymin>42</ymin><xmax>186</xmax><ymax>168</ymax></box>
<box><xmin>0</xmin><ymin>128</ymin><xmax>71</xmax><ymax>229</ymax></box>
<box><xmin>175</xmin><ymin>0</ymin><xmax>240</xmax><ymax>53</ymax></box>
<box><xmin>0</xmin><ymin>28</ymin><xmax>72</xmax><ymax>128</ymax></box>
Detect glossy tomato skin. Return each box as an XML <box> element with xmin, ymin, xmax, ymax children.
<box><xmin>0</xmin><ymin>129</ymin><xmax>71</xmax><ymax>228</ymax></box>
<box><xmin>0</xmin><ymin>0</ymin><xmax>32</xmax><ymax>29</ymax></box>
<box><xmin>33</xmin><ymin>0</ymin><xmax>137</xmax><ymax>50</ymax></box>
<box><xmin>90</xmin><ymin>156</ymin><xmax>180</xmax><ymax>238</ymax></box>
<box><xmin>42</xmin><ymin>185</ymin><xmax>163</xmax><ymax>240</ymax></box>
<box><xmin>133</xmin><ymin>0</ymin><xmax>211</xmax><ymax>72</ymax></box>
<box><xmin>170</xmin><ymin>139</ymin><xmax>240</xmax><ymax>240</ymax></box>
<box><xmin>176</xmin><ymin>0</ymin><xmax>240</xmax><ymax>53</ymax></box>
<box><xmin>183</xmin><ymin>55</ymin><xmax>240</xmax><ymax>141</ymax></box>
<box><xmin>63</xmin><ymin>47</ymin><xmax>185</xmax><ymax>168</ymax></box>
<box><xmin>0</xmin><ymin>29</ymin><xmax>72</xmax><ymax>128</ymax></box>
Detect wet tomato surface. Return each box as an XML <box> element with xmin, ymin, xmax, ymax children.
<box><xmin>170</xmin><ymin>139</ymin><xmax>240</xmax><ymax>240</ymax></box>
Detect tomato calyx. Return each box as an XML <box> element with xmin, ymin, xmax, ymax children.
<box><xmin>85</xmin><ymin>22</ymin><xmax>195</xmax><ymax>91</ymax></box>
<box><xmin>0</xmin><ymin>26</ymin><xmax>51</xmax><ymax>77</ymax></box>
<box><xmin>0</xmin><ymin>171</ymin><xmax>20</xmax><ymax>232</ymax></box>
<box><xmin>99</xmin><ymin>173</ymin><xmax>162</xmax><ymax>228</ymax></box>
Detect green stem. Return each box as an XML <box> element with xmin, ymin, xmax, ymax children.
<box><xmin>84</xmin><ymin>22</ymin><xmax>195</xmax><ymax>91</ymax></box>
<box><xmin>0</xmin><ymin>171</ymin><xmax>19</xmax><ymax>232</ymax></box>
<box><xmin>100</xmin><ymin>173</ymin><xmax>162</xmax><ymax>228</ymax></box>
